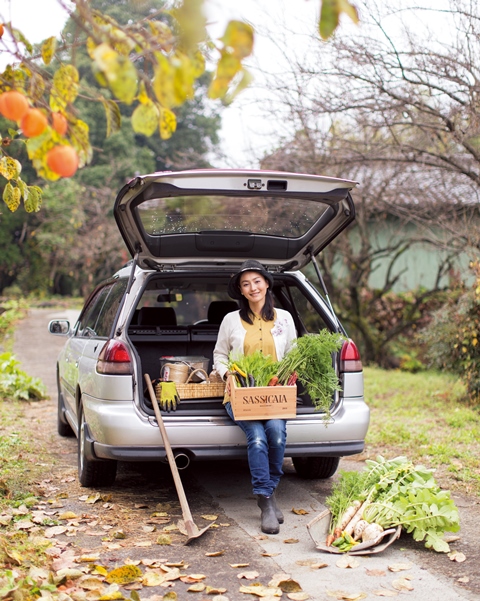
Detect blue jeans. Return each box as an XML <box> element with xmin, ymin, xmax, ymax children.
<box><xmin>225</xmin><ymin>402</ymin><xmax>287</xmax><ymax>497</ymax></box>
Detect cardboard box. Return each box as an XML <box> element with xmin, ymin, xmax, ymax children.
<box><xmin>228</xmin><ymin>375</ymin><xmax>297</xmax><ymax>420</ymax></box>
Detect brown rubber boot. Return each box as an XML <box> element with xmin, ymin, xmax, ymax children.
<box><xmin>256</xmin><ymin>495</ymin><xmax>280</xmax><ymax>534</ymax></box>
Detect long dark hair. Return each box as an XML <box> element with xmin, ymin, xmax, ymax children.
<box><xmin>238</xmin><ymin>287</ymin><xmax>275</xmax><ymax>324</ymax></box>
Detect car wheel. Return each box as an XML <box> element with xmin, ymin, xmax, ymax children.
<box><xmin>57</xmin><ymin>374</ymin><xmax>74</xmax><ymax>437</ymax></box>
<box><xmin>78</xmin><ymin>406</ymin><xmax>117</xmax><ymax>487</ymax></box>
<box><xmin>292</xmin><ymin>456</ymin><xmax>340</xmax><ymax>479</ymax></box>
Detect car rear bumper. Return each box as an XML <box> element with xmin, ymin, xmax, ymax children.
<box><xmin>82</xmin><ymin>393</ymin><xmax>369</xmax><ymax>461</ymax></box>
<box><xmin>92</xmin><ymin>441</ymin><xmax>365</xmax><ymax>462</ymax></box>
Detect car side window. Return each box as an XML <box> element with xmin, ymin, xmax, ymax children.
<box><xmin>285</xmin><ymin>284</ymin><xmax>328</xmax><ymax>333</ymax></box>
<box><xmin>80</xmin><ymin>285</ymin><xmax>113</xmax><ymax>337</ymax></box>
<box><xmin>95</xmin><ymin>279</ymin><xmax>128</xmax><ymax>337</ymax></box>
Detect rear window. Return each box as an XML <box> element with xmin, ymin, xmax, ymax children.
<box><xmin>137</xmin><ymin>195</ymin><xmax>329</xmax><ymax>238</ymax></box>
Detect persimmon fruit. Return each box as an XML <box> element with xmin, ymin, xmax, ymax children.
<box><xmin>0</xmin><ymin>90</ymin><xmax>29</xmax><ymax>121</ymax></box>
<box><xmin>0</xmin><ymin>24</ymin><xmax>4</xmax><ymax>38</ymax></box>
<box><xmin>46</xmin><ymin>145</ymin><xmax>79</xmax><ymax>178</ymax></box>
<box><xmin>52</xmin><ymin>112</ymin><xmax>68</xmax><ymax>136</ymax></box>
<box><xmin>21</xmin><ymin>108</ymin><xmax>48</xmax><ymax>138</ymax></box>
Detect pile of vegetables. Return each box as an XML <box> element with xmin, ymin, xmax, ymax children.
<box><xmin>325</xmin><ymin>456</ymin><xmax>460</xmax><ymax>553</ymax></box>
<box><xmin>227</xmin><ymin>330</ymin><xmax>345</xmax><ymax>413</ymax></box>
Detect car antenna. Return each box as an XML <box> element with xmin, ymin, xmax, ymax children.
<box><xmin>308</xmin><ymin>248</ymin><xmax>346</xmax><ymax>335</ymax></box>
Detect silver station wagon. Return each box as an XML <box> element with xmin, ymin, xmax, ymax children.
<box><xmin>49</xmin><ymin>169</ymin><xmax>369</xmax><ymax>487</ymax></box>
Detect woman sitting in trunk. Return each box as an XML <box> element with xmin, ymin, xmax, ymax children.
<box><xmin>213</xmin><ymin>260</ymin><xmax>296</xmax><ymax>534</ymax></box>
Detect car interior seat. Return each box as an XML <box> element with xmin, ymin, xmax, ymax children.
<box><xmin>137</xmin><ymin>306</ymin><xmax>177</xmax><ymax>326</ymax></box>
<box><xmin>207</xmin><ymin>300</ymin><xmax>238</xmax><ymax>324</ymax></box>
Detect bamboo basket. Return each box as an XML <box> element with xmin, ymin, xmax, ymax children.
<box><xmin>156</xmin><ymin>369</ymin><xmax>225</xmax><ymax>400</ymax></box>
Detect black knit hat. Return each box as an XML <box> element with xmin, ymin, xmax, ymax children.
<box><xmin>227</xmin><ymin>260</ymin><xmax>274</xmax><ymax>300</ymax></box>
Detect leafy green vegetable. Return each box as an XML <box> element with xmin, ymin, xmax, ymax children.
<box><xmin>228</xmin><ymin>351</ymin><xmax>279</xmax><ymax>387</ymax></box>
<box><xmin>276</xmin><ymin>330</ymin><xmax>344</xmax><ymax>413</ymax></box>
<box><xmin>325</xmin><ymin>456</ymin><xmax>460</xmax><ymax>553</ymax></box>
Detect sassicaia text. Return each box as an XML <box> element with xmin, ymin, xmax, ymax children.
<box><xmin>241</xmin><ymin>394</ymin><xmax>288</xmax><ymax>404</ymax></box>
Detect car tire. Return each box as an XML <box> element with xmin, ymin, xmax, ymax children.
<box><xmin>292</xmin><ymin>456</ymin><xmax>340</xmax><ymax>479</ymax></box>
<box><xmin>78</xmin><ymin>406</ymin><xmax>117</xmax><ymax>487</ymax></box>
<box><xmin>57</xmin><ymin>375</ymin><xmax>74</xmax><ymax>437</ymax></box>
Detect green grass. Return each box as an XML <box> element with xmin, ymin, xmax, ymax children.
<box><xmin>364</xmin><ymin>367</ymin><xmax>480</xmax><ymax>496</ymax></box>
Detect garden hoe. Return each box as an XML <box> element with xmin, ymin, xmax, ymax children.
<box><xmin>144</xmin><ymin>374</ymin><xmax>212</xmax><ymax>544</ymax></box>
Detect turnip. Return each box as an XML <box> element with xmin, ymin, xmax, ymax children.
<box><xmin>361</xmin><ymin>523</ymin><xmax>384</xmax><ymax>543</ymax></box>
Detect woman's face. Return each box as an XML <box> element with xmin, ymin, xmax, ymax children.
<box><xmin>239</xmin><ymin>271</ymin><xmax>269</xmax><ymax>306</ymax></box>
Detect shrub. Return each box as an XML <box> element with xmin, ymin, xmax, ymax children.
<box><xmin>0</xmin><ymin>353</ymin><xmax>46</xmax><ymax>401</ymax></box>
<box><xmin>420</xmin><ymin>263</ymin><xmax>480</xmax><ymax>402</ymax></box>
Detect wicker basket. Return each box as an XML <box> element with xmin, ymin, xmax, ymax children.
<box><xmin>156</xmin><ymin>369</ymin><xmax>225</xmax><ymax>400</ymax></box>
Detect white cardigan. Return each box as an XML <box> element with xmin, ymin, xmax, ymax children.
<box><xmin>213</xmin><ymin>309</ymin><xmax>297</xmax><ymax>379</ymax></box>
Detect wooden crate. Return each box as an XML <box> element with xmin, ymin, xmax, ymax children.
<box><xmin>228</xmin><ymin>376</ymin><xmax>297</xmax><ymax>420</ymax></box>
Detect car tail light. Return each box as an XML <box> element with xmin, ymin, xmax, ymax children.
<box><xmin>97</xmin><ymin>340</ymin><xmax>133</xmax><ymax>375</ymax></box>
<box><xmin>340</xmin><ymin>339</ymin><xmax>363</xmax><ymax>372</ymax></box>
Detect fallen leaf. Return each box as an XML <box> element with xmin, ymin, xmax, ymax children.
<box><xmin>143</xmin><ymin>526</ymin><xmax>156</xmax><ymax>533</ymax></box>
<box><xmin>373</xmin><ymin>591</ymin><xmax>398</xmax><ymax>597</ymax></box>
<box><xmin>457</xmin><ymin>576</ymin><xmax>469</xmax><ymax>584</ymax></box>
<box><xmin>388</xmin><ymin>563</ymin><xmax>412</xmax><ymax>573</ymax></box>
<box><xmin>143</xmin><ymin>572</ymin><xmax>166</xmax><ymax>587</ymax></box>
<box><xmin>278</xmin><ymin>579</ymin><xmax>302</xmax><ymax>593</ymax></box>
<box><xmin>230</xmin><ymin>563</ymin><xmax>250</xmax><ymax>568</ymax></box>
<box><xmin>201</xmin><ymin>514</ymin><xmax>218</xmax><ymax>521</ymax></box>
<box><xmin>186</xmin><ymin>574</ymin><xmax>207</xmax><ymax>581</ymax></box>
<box><xmin>253</xmin><ymin>534</ymin><xmax>268</xmax><ymax>540</ymax></box>
<box><xmin>326</xmin><ymin>592</ymin><xmax>367</xmax><ymax>601</ymax></box>
<box><xmin>163</xmin><ymin>561</ymin><xmax>187</xmax><ymax>568</ymax></box>
<box><xmin>391</xmin><ymin>579</ymin><xmax>414</xmax><ymax>592</ymax></box>
<box><xmin>288</xmin><ymin>594</ymin><xmax>310</xmax><ymax>601</ymax></box>
<box><xmin>262</xmin><ymin>552</ymin><xmax>281</xmax><ymax>557</ymax></box>
<box><xmin>113</xmin><ymin>530</ymin><xmax>126</xmax><ymax>539</ymax></box>
<box><xmin>124</xmin><ymin>558</ymin><xmax>141</xmax><ymax>566</ymax></box>
<box><xmin>206</xmin><ymin>550</ymin><xmax>225</xmax><ymax>557</ymax></box>
<box><xmin>448</xmin><ymin>551</ymin><xmax>466</xmax><ymax>563</ymax></box>
<box><xmin>106</xmin><ymin>565</ymin><xmax>142</xmax><ymax>585</ymax></box>
<box><xmin>366</xmin><ymin>569</ymin><xmax>386</xmax><ymax>577</ymax></box>
<box><xmin>239</xmin><ymin>583</ymin><xmax>282</xmax><ymax>597</ymax></box>
<box><xmin>162</xmin><ymin>593</ymin><xmax>177</xmax><ymax>601</ymax></box>
<box><xmin>237</xmin><ymin>571</ymin><xmax>260</xmax><ymax>580</ymax></box>
<box><xmin>44</xmin><ymin>525</ymin><xmax>67</xmax><ymax>538</ymax></box>
<box><xmin>220</xmin><ymin>523</ymin><xmax>231</xmax><ymax>527</ymax></box>
<box><xmin>85</xmin><ymin>493</ymin><xmax>102</xmax><ymax>504</ymax></box>
<box><xmin>188</xmin><ymin>583</ymin><xmax>206</xmax><ymax>592</ymax></box>
<box><xmin>3</xmin><ymin>548</ymin><xmax>23</xmax><ymax>565</ymax></box>
<box><xmin>76</xmin><ymin>554</ymin><xmax>101</xmax><ymax>563</ymax></box>
<box><xmin>283</xmin><ymin>538</ymin><xmax>299</xmax><ymax>544</ymax></box>
<box><xmin>336</xmin><ymin>556</ymin><xmax>360</xmax><ymax>569</ymax></box>
<box><xmin>151</xmin><ymin>511</ymin><xmax>169</xmax><ymax>517</ymax></box>
<box><xmin>291</xmin><ymin>508</ymin><xmax>309</xmax><ymax>515</ymax></box>
<box><xmin>134</xmin><ymin>541</ymin><xmax>152</xmax><ymax>547</ymax></box>
<box><xmin>55</xmin><ymin>568</ymin><xmax>85</xmax><ymax>582</ymax></box>
<box><xmin>156</xmin><ymin>535</ymin><xmax>172</xmax><ymax>545</ymax></box>
<box><xmin>163</xmin><ymin>524</ymin><xmax>179</xmax><ymax>532</ymax></box>
<box><xmin>205</xmin><ymin>586</ymin><xmax>227</xmax><ymax>594</ymax></box>
<box><xmin>58</xmin><ymin>511</ymin><xmax>78</xmax><ymax>520</ymax></box>
<box><xmin>268</xmin><ymin>574</ymin><xmax>291</xmax><ymax>586</ymax></box>
<box><xmin>78</xmin><ymin>577</ymin><xmax>106</xmax><ymax>591</ymax></box>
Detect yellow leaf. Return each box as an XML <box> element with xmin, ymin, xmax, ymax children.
<box><xmin>187</xmin><ymin>583</ymin><xmax>205</xmax><ymax>592</ymax></box>
<box><xmin>58</xmin><ymin>511</ymin><xmax>78</xmax><ymax>520</ymax></box>
<box><xmin>99</xmin><ymin>592</ymin><xmax>124</xmax><ymax>601</ymax></box>
<box><xmin>239</xmin><ymin>583</ymin><xmax>282</xmax><ymax>597</ymax></box>
<box><xmin>391</xmin><ymin>579</ymin><xmax>414</xmax><ymax>592</ymax></box>
<box><xmin>106</xmin><ymin>565</ymin><xmax>142</xmax><ymax>585</ymax></box>
<box><xmin>142</xmin><ymin>571</ymin><xmax>165</xmax><ymax>587</ymax></box>
<box><xmin>93</xmin><ymin>43</ymin><xmax>138</xmax><ymax>104</ymax></box>
<box><xmin>41</xmin><ymin>36</ymin><xmax>57</xmax><ymax>65</ymax></box>
<box><xmin>162</xmin><ymin>592</ymin><xmax>177</xmax><ymax>601</ymax></box>
<box><xmin>132</xmin><ymin>102</ymin><xmax>159</xmax><ymax>137</ymax></box>
<box><xmin>237</xmin><ymin>571</ymin><xmax>259</xmax><ymax>580</ymax></box>
<box><xmin>24</xmin><ymin>185</ymin><xmax>42</xmax><ymax>212</ymax></box>
<box><xmin>51</xmin><ymin>64</ymin><xmax>79</xmax><ymax>109</ymax></box>
<box><xmin>102</xmin><ymin>99</ymin><xmax>122</xmax><ymax>138</ymax></box>
<box><xmin>283</xmin><ymin>538</ymin><xmax>299</xmax><ymax>544</ymax></box>
<box><xmin>336</xmin><ymin>556</ymin><xmax>360</xmax><ymax>569</ymax></box>
<box><xmin>0</xmin><ymin>157</ymin><xmax>22</xmax><ymax>180</ymax></box>
<box><xmin>159</xmin><ymin>107</ymin><xmax>177</xmax><ymax>140</ymax></box>
<box><xmin>201</xmin><ymin>514</ymin><xmax>218</xmax><ymax>521</ymax></box>
<box><xmin>278</xmin><ymin>580</ymin><xmax>302</xmax><ymax>593</ymax></box>
<box><xmin>205</xmin><ymin>550</ymin><xmax>225</xmax><ymax>557</ymax></box>
<box><xmin>288</xmin><ymin>594</ymin><xmax>310</xmax><ymax>601</ymax></box>
<box><xmin>221</xmin><ymin>20</ymin><xmax>255</xmax><ymax>60</ymax></box>
<box><xmin>156</xmin><ymin>534</ymin><xmax>172</xmax><ymax>545</ymax></box>
<box><xmin>153</xmin><ymin>53</ymin><xmax>175</xmax><ymax>108</ymax></box>
<box><xmin>205</xmin><ymin>586</ymin><xmax>227</xmax><ymax>594</ymax></box>
<box><xmin>69</xmin><ymin>118</ymin><xmax>92</xmax><ymax>167</ymax></box>
<box><xmin>319</xmin><ymin>0</ymin><xmax>359</xmax><ymax>40</ymax></box>
<box><xmin>291</xmin><ymin>507</ymin><xmax>309</xmax><ymax>515</ymax></box>
<box><xmin>29</xmin><ymin>72</ymin><xmax>46</xmax><ymax>102</ymax></box>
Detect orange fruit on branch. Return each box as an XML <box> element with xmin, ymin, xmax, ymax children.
<box><xmin>52</xmin><ymin>112</ymin><xmax>68</xmax><ymax>136</ymax></box>
<box><xmin>46</xmin><ymin>145</ymin><xmax>79</xmax><ymax>178</ymax></box>
<box><xmin>21</xmin><ymin>108</ymin><xmax>48</xmax><ymax>137</ymax></box>
<box><xmin>0</xmin><ymin>90</ymin><xmax>29</xmax><ymax>121</ymax></box>
<box><xmin>0</xmin><ymin>24</ymin><xmax>4</xmax><ymax>38</ymax></box>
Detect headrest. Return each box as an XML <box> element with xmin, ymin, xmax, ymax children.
<box><xmin>207</xmin><ymin>301</ymin><xmax>238</xmax><ymax>325</ymax></box>
<box><xmin>137</xmin><ymin>307</ymin><xmax>177</xmax><ymax>326</ymax></box>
